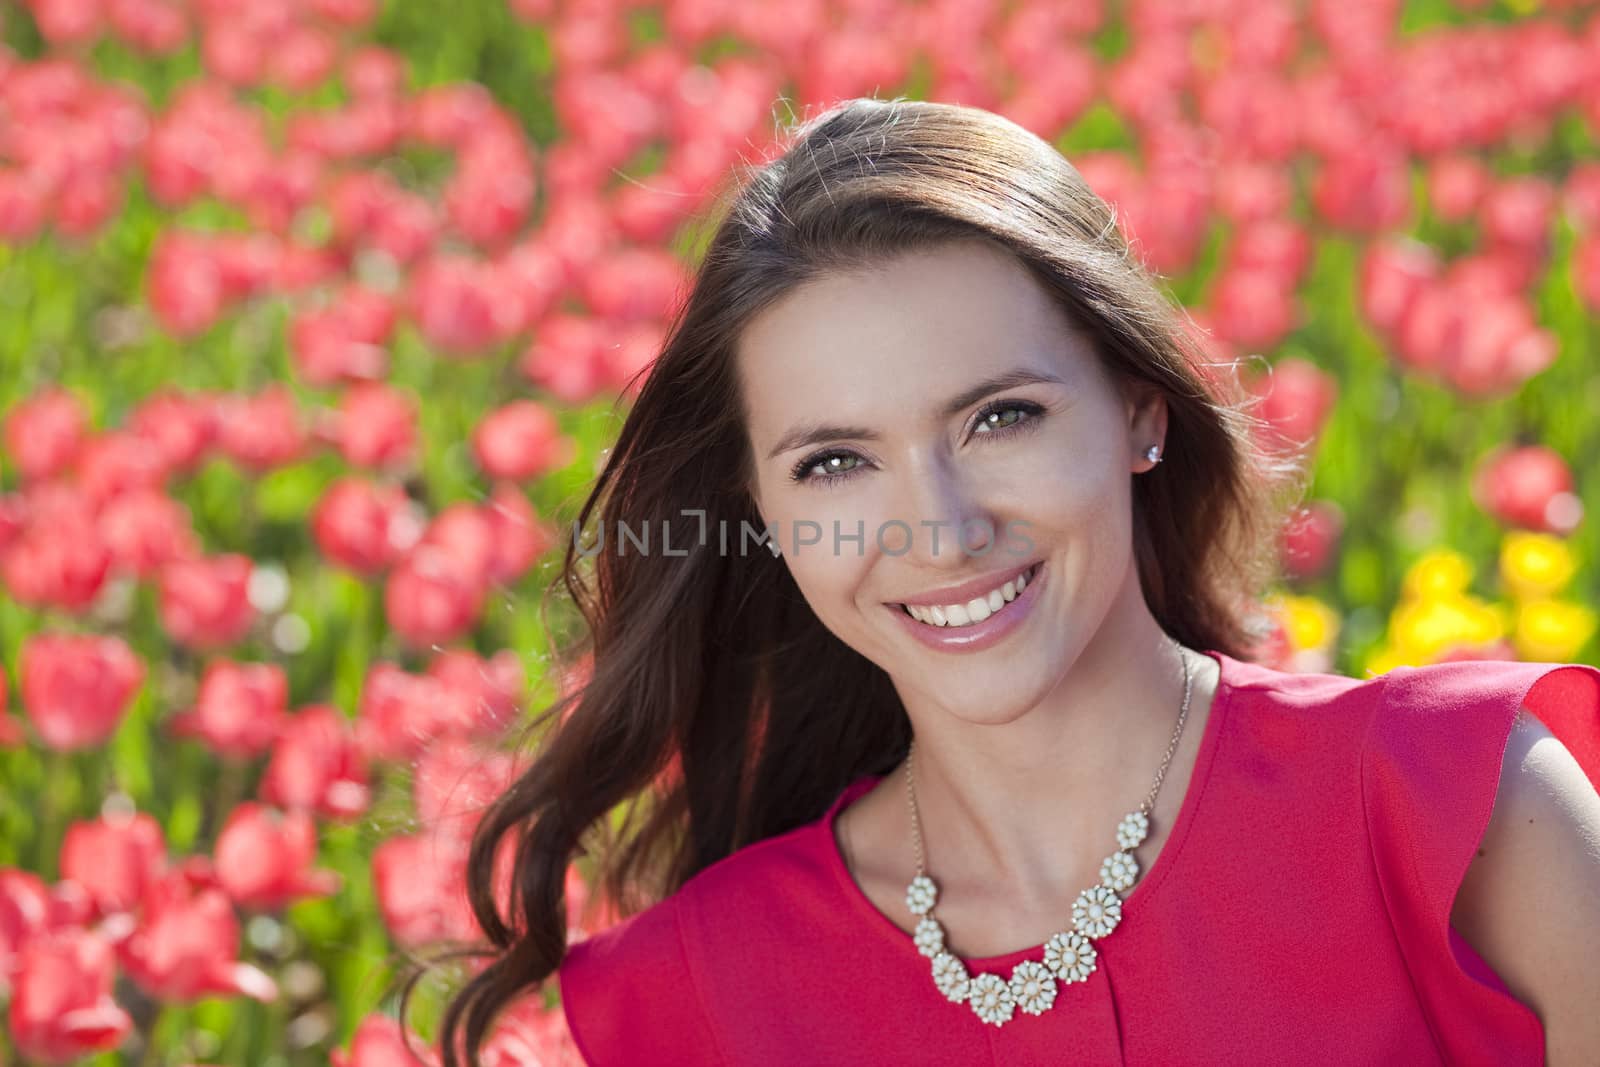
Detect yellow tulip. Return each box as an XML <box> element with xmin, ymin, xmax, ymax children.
<box><xmin>1401</xmin><ymin>548</ymin><xmax>1474</xmax><ymax>602</ymax></box>
<box><xmin>1276</xmin><ymin>594</ymin><xmax>1340</xmax><ymax>652</ymax></box>
<box><xmin>1390</xmin><ymin>593</ymin><xmax>1504</xmax><ymax>662</ymax></box>
<box><xmin>1512</xmin><ymin>599</ymin><xmax>1598</xmax><ymax>663</ymax></box>
<box><xmin>1499</xmin><ymin>531</ymin><xmax>1578</xmax><ymax>600</ymax></box>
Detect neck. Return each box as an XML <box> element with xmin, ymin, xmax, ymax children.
<box><xmin>899</xmin><ymin>614</ymin><xmax>1202</xmax><ymax>910</ymax></box>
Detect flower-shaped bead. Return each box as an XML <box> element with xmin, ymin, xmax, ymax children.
<box><xmin>967</xmin><ymin>972</ymin><xmax>1016</xmax><ymax>1026</ymax></box>
<box><xmin>906</xmin><ymin>874</ymin><xmax>938</xmax><ymax>916</ymax></box>
<box><xmin>1100</xmin><ymin>850</ymin><xmax>1139</xmax><ymax>893</ymax></box>
<box><xmin>1043</xmin><ymin>930</ymin><xmax>1097</xmax><ymax>983</ymax></box>
<box><xmin>1008</xmin><ymin>959</ymin><xmax>1058</xmax><ymax>1017</ymax></box>
<box><xmin>1116</xmin><ymin>810</ymin><xmax>1149</xmax><ymax>850</ymax></box>
<box><xmin>1072</xmin><ymin>884</ymin><xmax>1122</xmax><ymax>939</ymax></box>
<box><xmin>914</xmin><ymin>916</ymin><xmax>945</xmax><ymax>958</ymax></box>
<box><xmin>931</xmin><ymin>952</ymin><xmax>971</xmax><ymax>1003</ymax></box>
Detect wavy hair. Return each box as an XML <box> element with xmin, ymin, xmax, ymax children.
<box><xmin>414</xmin><ymin>95</ymin><xmax>1309</xmax><ymax>1063</ymax></box>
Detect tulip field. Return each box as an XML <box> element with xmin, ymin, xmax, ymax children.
<box><xmin>2</xmin><ymin>0</ymin><xmax>1599</xmax><ymax>1061</ymax></box>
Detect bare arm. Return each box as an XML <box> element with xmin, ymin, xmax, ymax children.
<box><xmin>1451</xmin><ymin>707</ymin><xmax>1600</xmax><ymax>1067</ymax></box>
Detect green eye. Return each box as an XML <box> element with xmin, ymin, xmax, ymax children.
<box><xmin>977</xmin><ymin>406</ymin><xmax>1027</xmax><ymax>432</ymax></box>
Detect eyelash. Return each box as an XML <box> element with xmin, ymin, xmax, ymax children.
<box><xmin>787</xmin><ymin>399</ymin><xmax>1047</xmax><ymax>487</ymax></box>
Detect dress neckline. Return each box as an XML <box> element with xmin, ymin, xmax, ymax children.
<box><xmin>815</xmin><ymin>646</ymin><xmax>1239</xmax><ymax>974</ymax></box>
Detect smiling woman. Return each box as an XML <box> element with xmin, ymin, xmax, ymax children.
<box><xmin>418</xmin><ymin>96</ymin><xmax>1600</xmax><ymax>1066</ymax></box>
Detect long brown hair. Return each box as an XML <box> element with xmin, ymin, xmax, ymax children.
<box><xmin>422</xmin><ymin>95</ymin><xmax>1308</xmax><ymax>1063</ymax></box>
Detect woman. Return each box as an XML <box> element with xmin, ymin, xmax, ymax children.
<box><xmin>431</xmin><ymin>97</ymin><xmax>1600</xmax><ymax>1065</ymax></box>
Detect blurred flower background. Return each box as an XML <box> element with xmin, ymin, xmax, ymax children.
<box><xmin>2</xmin><ymin>0</ymin><xmax>1599</xmax><ymax>1061</ymax></box>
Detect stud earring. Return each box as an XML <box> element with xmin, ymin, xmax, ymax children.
<box><xmin>1144</xmin><ymin>444</ymin><xmax>1162</xmax><ymax>465</ymax></box>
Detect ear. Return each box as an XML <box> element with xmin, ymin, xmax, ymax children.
<box><xmin>1124</xmin><ymin>382</ymin><xmax>1168</xmax><ymax>469</ymax></box>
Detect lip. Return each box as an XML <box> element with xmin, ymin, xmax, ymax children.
<box><xmin>887</xmin><ymin>560</ymin><xmax>1046</xmax><ymax>653</ymax></box>
<box><xmin>888</xmin><ymin>558</ymin><xmax>1043</xmax><ymax>608</ymax></box>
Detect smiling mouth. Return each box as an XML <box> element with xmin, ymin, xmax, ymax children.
<box><xmin>896</xmin><ymin>561</ymin><xmax>1042</xmax><ymax>628</ymax></box>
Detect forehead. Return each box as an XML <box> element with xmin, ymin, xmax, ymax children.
<box><xmin>736</xmin><ymin>239</ymin><xmax>1102</xmax><ymax>429</ymax></box>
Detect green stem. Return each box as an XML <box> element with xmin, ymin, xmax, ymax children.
<box><xmin>137</xmin><ymin>1004</ymin><xmax>170</xmax><ymax>1067</ymax></box>
<box><xmin>33</xmin><ymin>748</ymin><xmax>73</xmax><ymax>880</ymax></box>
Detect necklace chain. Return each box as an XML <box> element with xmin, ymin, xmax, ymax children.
<box><xmin>900</xmin><ymin>640</ymin><xmax>1196</xmax><ymax>1026</ymax></box>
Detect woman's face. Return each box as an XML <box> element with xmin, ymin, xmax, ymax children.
<box><xmin>739</xmin><ymin>238</ymin><xmax>1167</xmax><ymax>725</ymax></box>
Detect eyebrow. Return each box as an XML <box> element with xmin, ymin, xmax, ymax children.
<box><xmin>764</xmin><ymin>367</ymin><xmax>1067</xmax><ymax>460</ymax></box>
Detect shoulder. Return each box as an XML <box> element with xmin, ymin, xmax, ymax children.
<box><xmin>1453</xmin><ymin>703</ymin><xmax>1600</xmax><ymax>1065</ymax></box>
<box><xmin>1360</xmin><ymin>656</ymin><xmax>1600</xmax><ymax>1061</ymax></box>
<box><xmin>559</xmin><ymin>892</ymin><xmax>723</xmax><ymax>1067</ymax></box>
<box><xmin>558</xmin><ymin>821</ymin><xmax>832</xmax><ymax>1066</ymax></box>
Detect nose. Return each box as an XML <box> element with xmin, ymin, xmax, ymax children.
<box><xmin>891</xmin><ymin>453</ymin><xmax>997</xmax><ymax>569</ymax></box>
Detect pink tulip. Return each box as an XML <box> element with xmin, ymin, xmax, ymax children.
<box><xmin>355</xmin><ymin>662</ymin><xmax>466</xmax><ymax>762</ymax></box>
<box><xmin>472</xmin><ymin>400</ymin><xmax>574</xmax><ymax>482</ymax></box>
<box><xmin>412</xmin><ymin>738</ymin><xmax>518</xmax><ymax>840</ymax></box>
<box><xmin>1206</xmin><ymin>267</ymin><xmax>1298</xmax><ymax>350</ymax></box>
<box><xmin>385</xmin><ymin>544</ymin><xmax>488</xmax><ymax>649</ymax></box>
<box><xmin>97</xmin><ymin>488</ymin><xmax>201</xmax><ymax>579</ymax></box>
<box><xmin>117</xmin><ymin>871</ymin><xmax>278</xmax><ymax>1002</ymax></box>
<box><xmin>1471</xmin><ymin>445</ymin><xmax>1582</xmax><ymax>535</ymax></box>
<box><xmin>1224</xmin><ymin>219</ymin><xmax>1313</xmax><ymax>285</ymax></box>
<box><xmin>266</xmin><ymin>24</ymin><xmax>337</xmax><ymax>93</ymax></box>
<box><xmin>1</xmin><ymin>494</ymin><xmax>112</xmax><ymax>611</ymax></box>
<box><xmin>288</xmin><ymin>287</ymin><xmax>394</xmax><ymax>386</ymax></box>
<box><xmin>72</xmin><ymin>429</ymin><xmax>171</xmax><ymax>506</ymax></box>
<box><xmin>579</xmin><ymin>247</ymin><xmax>690</xmax><ymax>323</ymax></box>
<box><xmin>107</xmin><ymin>0</ymin><xmax>189</xmax><ymax>55</ymax></box>
<box><xmin>1310</xmin><ymin>144</ymin><xmax>1412</xmax><ymax>233</ymax></box>
<box><xmin>481</xmin><ymin>481</ymin><xmax>555</xmax><ymax>586</ymax></box>
<box><xmin>427</xmin><ymin>647</ymin><xmax>526</xmax><ymax>740</ymax></box>
<box><xmin>1438</xmin><ymin>294</ymin><xmax>1557</xmax><ymax>398</ymax></box>
<box><xmin>19</xmin><ymin>633</ymin><xmax>144</xmax><ymax>752</ymax></box>
<box><xmin>8</xmin><ymin>929</ymin><xmax>133</xmax><ymax>1065</ymax></box>
<box><xmin>1564</xmin><ymin>162</ymin><xmax>1600</xmax><ymax>232</ymax></box>
<box><xmin>519</xmin><ymin>313</ymin><xmax>611</xmax><ymax>404</ymax></box>
<box><xmin>1427</xmin><ymin>155</ymin><xmax>1490</xmax><ymax>222</ymax></box>
<box><xmin>215</xmin><ymin>386</ymin><xmax>307</xmax><ymax>472</ymax></box>
<box><xmin>167</xmin><ymin>659</ymin><xmax>286</xmax><ymax>758</ymax></box>
<box><xmin>444</xmin><ymin>129</ymin><xmax>537</xmax><ymax>249</ymax></box>
<box><xmin>371</xmin><ymin>833</ymin><xmax>478</xmax><ymax>949</ymax></box>
<box><xmin>331</xmin><ymin>1014</ymin><xmax>440</xmax><ymax>1067</ymax></box>
<box><xmin>59</xmin><ymin>812</ymin><xmax>167</xmax><ymax>918</ymax></box>
<box><xmin>3</xmin><ymin>387</ymin><xmax>86</xmax><ymax>483</ymax></box>
<box><xmin>420</xmin><ymin>503</ymin><xmax>499</xmax><ymax>584</ymax></box>
<box><xmin>480</xmin><ymin>992</ymin><xmax>583</xmax><ymax>1067</ymax></box>
<box><xmin>1479</xmin><ymin>175</ymin><xmax>1556</xmax><ymax>251</ymax></box>
<box><xmin>146</xmin><ymin>230</ymin><xmax>226</xmax><ymax>337</ymax></box>
<box><xmin>259</xmin><ymin>702</ymin><xmax>370</xmax><ymax>819</ymax></box>
<box><xmin>213</xmin><ymin>803</ymin><xmax>340</xmax><ymax>910</ymax></box>
<box><xmin>1574</xmin><ymin>233</ymin><xmax>1600</xmax><ymax>313</ymax></box>
<box><xmin>331</xmin><ymin>382</ymin><xmax>418</xmax><ymax>470</ymax></box>
<box><xmin>127</xmin><ymin>388</ymin><xmax>220</xmax><ymax>474</ymax></box>
<box><xmin>157</xmin><ymin>553</ymin><xmax>256</xmax><ymax>651</ymax></box>
<box><xmin>1280</xmin><ymin>501</ymin><xmax>1345</xmax><ymax>581</ymax></box>
<box><xmin>2</xmin><ymin>870</ymin><xmax>95</xmax><ymax>982</ymax></box>
<box><xmin>1244</xmin><ymin>356</ymin><xmax>1338</xmax><ymax>453</ymax></box>
<box><xmin>1360</xmin><ymin>238</ymin><xmax>1439</xmax><ymax>336</ymax></box>
<box><xmin>343</xmin><ymin>46</ymin><xmax>406</xmax><ymax>98</ymax></box>
<box><xmin>406</xmin><ymin>255</ymin><xmax>525</xmax><ymax>356</ymax></box>
<box><xmin>25</xmin><ymin>0</ymin><xmax>106</xmax><ymax>45</ymax></box>
<box><xmin>310</xmin><ymin>477</ymin><xmax>422</xmax><ymax>575</ymax></box>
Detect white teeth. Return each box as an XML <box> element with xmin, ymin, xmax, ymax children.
<box><xmin>902</xmin><ymin>564</ymin><xmax>1037</xmax><ymax>630</ymax></box>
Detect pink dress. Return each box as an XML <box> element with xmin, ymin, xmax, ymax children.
<box><xmin>558</xmin><ymin>648</ymin><xmax>1600</xmax><ymax>1065</ymax></box>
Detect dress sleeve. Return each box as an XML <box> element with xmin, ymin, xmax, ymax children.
<box><xmin>1361</xmin><ymin>657</ymin><xmax>1600</xmax><ymax>1063</ymax></box>
<box><xmin>557</xmin><ymin>893</ymin><xmax>724</xmax><ymax>1066</ymax></box>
